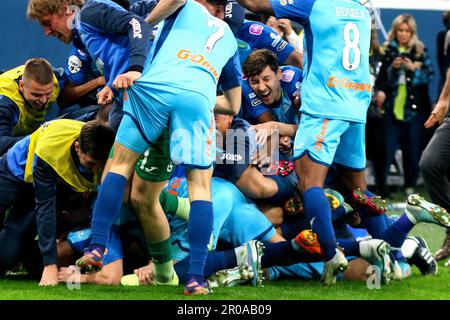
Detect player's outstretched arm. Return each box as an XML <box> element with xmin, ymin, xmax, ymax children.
<box><xmin>215</xmin><ymin>86</ymin><xmax>241</xmax><ymax>116</ymax></box>
<box><xmin>145</xmin><ymin>0</ymin><xmax>186</xmax><ymax>27</ymax></box>
<box><xmin>236</xmin><ymin>0</ymin><xmax>274</xmax><ymax>15</ymax></box>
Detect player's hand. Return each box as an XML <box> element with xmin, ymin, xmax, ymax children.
<box><xmin>134</xmin><ymin>262</ymin><xmax>155</xmax><ymax>285</ymax></box>
<box><xmin>112</xmin><ymin>71</ymin><xmax>142</xmax><ymax>90</ymax></box>
<box><xmin>39</xmin><ymin>264</ymin><xmax>59</xmax><ymax>286</ymax></box>
<box><xmin>97</xmin><ymin>85</ymin><xmax>114</xmax><ymax>105</ymax></box>
<box><xmin>279</xmin><ymin>136</ymin><xmax>292</xmax><ymax>154</ymax></box>
<box><xmin>374</xmin><ymin>90</ymin><xmax>386</xmax><ymax>109</ymax></box>
<box><xmin>57</xmin><ymin>267</ymin><xmax>71</xmax><ymax>282</ymax></box>
<box><xmin>251</xmin><ymin>149</ymin><xmax>272</xmax><ymax>169</ymax></box>
<box><xmin>278</xmin><ymin>19</ymin><xmax>294</xmax><ymax>34</ymax></box>
<box><xmin>252</xmin><ymin>121</ymin><xmax>278</xmax><ymax>144</ymax></box>
<box><xmin>57</xmin><ymin>266</ymin><xmax>80</xmax><ymax>282</ymax></box>
<box><xmin>424</xmin><ymin>100</ymin><xmax>449</xmax><ymax>129</ymax></box>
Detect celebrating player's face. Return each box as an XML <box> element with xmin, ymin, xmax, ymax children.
<box><xmin>19</xmin><ymin>78</ymin><xmax>53</xmax><ymax>111</ymax></box>
<box><xmin>248</xmin><ymin>66</ymin><xmax>282</xmax><ymax>105</ymax></box>
<box><xmin>74</xmin><ymin>141</ymin><xmax>105</xmax><ymax>174</ymax></box>
<box><xmin>38</xmin><ymin>12</ymin><xmax>73</xmax><ymax>44</ymax></box>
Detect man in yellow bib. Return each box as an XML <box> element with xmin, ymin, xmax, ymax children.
<box><xmin>0</xmin><ymin>58</ymin><xmax>64</xmax><ymax>156</ymax></box>
<box><xmin>0</xmin><ymin>119</ymin><xmax>114</xmax><ymax>286</ymax></box>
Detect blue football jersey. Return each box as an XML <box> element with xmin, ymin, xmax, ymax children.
<box><xmin>242</xmin><ymin>65</ymin><xmax>302</xmax><ymax>125</ymax></box>
<box><xmin>270</xmin><ymin>0</ymin><xmax>372</xmax><ymax>123</ymax></box>
<box><xmin>75</xmin><ymin>0</ymin><xmax>151</xmax><ymax>90</ymax></box>
<box><xmin>235</xmin><ymin>21</ymin><xmax>295</xmax><ymax>66</ymax></box>
<box><xmin>143</xmin><ymin>0</ymin><xmax>239</xmax><ymax>105</ymax></box>
<box><xmin>64</xmin><ymin>45</ymin><xmax>100</xmax><ymax>85</ymax></box>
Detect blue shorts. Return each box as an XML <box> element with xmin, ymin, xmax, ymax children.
<box><xmin>293</xmin><ymin>114</ymin><xmax>366</xmax><ymax>170</ymax></box>
<box><xmin>167</xmin><ymin>177</ymin><xmax>275</xmax><ymax>259</ymax></box>
<box><xmin>116</xmin><ymin>82</ymin><xmax>216</xmax><ymax>169</ymax></box>
<box><xmin>66</xmin><ymin>225</ymin><xmax>123</xmax><ymax>266</ymax></box>
<box><xmin>219</xmin><ymin>198</ymin><xmax>276</xmax><ymax>245</ymax></box>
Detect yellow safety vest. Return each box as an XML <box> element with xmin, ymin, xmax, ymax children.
<box><xmin>0</xmin><ymin>66</ymin><xmax>60</xmax><ymax>136</ymax></box>
<box><xmin>24</xmin><ymin>119</ymin><xmax>99</xmax><ymax>192</ymax></box>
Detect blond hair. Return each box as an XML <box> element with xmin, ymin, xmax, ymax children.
<box><xmin>385</xmin><ymin>14</ymin><xmax>425</xmax><ymax>56</ymax></box>
<box><xmin>27</xmin><ymin>0</ymin><xmax>84</xmax><ymax>20</ymax></box>
<box><xmin>23</xmin><ymin>57</ymin><xmax>54</xmax><ymax>85</ymax></box>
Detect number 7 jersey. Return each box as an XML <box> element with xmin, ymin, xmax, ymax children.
<box><xmin>271</xmin><ymin>0</ymin><xmax>372</xmax><ymax>123</ymax></box>
<box><xmin>142</xmin><ymin>0</ymin><xmax>240</xmax><ymax>106</ymax></box>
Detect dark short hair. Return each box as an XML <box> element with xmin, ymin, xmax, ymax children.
<box><xmin>243</xmin><ymin>49</ymin><xmax>279</xmax><ymax>78</ymax></box>
<box><xmin>79</xmin><ymin>120</ymin><xmax>114</xmax><ymax>161</ymax></box>
<box><xmin>23</xmin><ymin>58</ymin><xmax>54</xmax><ymax>85</ymax></box>
<box><xmin>112</xmin><ymin>0</ymin><xmax>130</xmax><ymax>10</ymax></box>
<box><xmin>208</xmin><ymin>0</ymin><xmax>227</xmax><ymax>7</ymax></box>
<box><xmin>444</xmin><ymin>10</ymin><xmax>450</xmax><ymax>29</ymax></box>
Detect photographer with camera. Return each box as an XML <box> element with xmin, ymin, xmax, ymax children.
<box><xmin>373</xmin><ymin>14</ymin><xmax>433</xmax><ymax>197</ymax></box>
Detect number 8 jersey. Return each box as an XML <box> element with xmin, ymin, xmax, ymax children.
<box><xmin>270</xmin><ymin>0</ymin><xmax>372</xmax><ymax>123</ymax></box>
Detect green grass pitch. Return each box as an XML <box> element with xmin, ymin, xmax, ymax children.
<box><xmin>1</xmin><ymin>191</ymin><xmax>449</xmax><ymax>300</ymax></box>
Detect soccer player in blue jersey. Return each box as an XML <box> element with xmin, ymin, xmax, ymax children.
<box><xmin>237</xmin><ymin>0</ymin><xmax>374</xmax><ymax>285</ymax></box>
<box><xmin>57</xmin><ymin>47</ymin><xmax>106</xmax><ymax>110</ymax></box>
<box><xmin>28</xmin><ymin>0</ymin><xmax>241</xmax><ymax>295</ymax></box>
<box><xmin>241</xmin><ymin>49</ymin><xmax>301</xmax><ymax>127</ymax></box>
<box><xmin>235</xmin><ymin>21</ymin><xmax>301</xmax><ymax>67</ymax></box>
<box><xmin>223</xmin><ymin>1</ymin><xmax>302</xmax><ymax>68</ymax></box>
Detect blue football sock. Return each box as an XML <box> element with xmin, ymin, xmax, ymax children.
<box><xmin>394</xmin><ymin>250</ymin><xmax>406</xmax><ymax>261</ymax></box>
<box><xmin>303</xmin><ymin>187</ymin><xmax>337</xmax><ymax>261</ymax></box>
<box><xmin>380</xmin><ymin>213</ymin><xmax>414</xmax><ymax>248</ymax></box>
<box><xmin>90</xmin><ymin>172</ymin><xmax>127</xmax><ymax>247</ymax></box>
<box><xmin>358</xmin><ymin>211</ymin><xmax>389</xmax><ymax>239</ymax></box>
<box><xmin>363</xmin><ymin>189</ymin><xmax>375</xmax><ymax>198</ymax></box>
<box><xmin>261</xmin><ymin>242</ymin><xmax>296</xmax><ymax>267</ymax></box>
<box><xmin>331</xmin><ymin>206</ymin><xmax>347</xmax><ymax>222</ymax></box>
<box><xmin>174</xmin><ymin>250</ymin><xmax>236</xmax><ymax>285</ymax></box>
<box><xmin>336</xmin><ymin>239</ymin><xmax>360</xmax><ymax>256</ymax></box>
<box><xmin>186</xmin><ymin>200</ymin><xmax>213</xmax><ymax>283</ymax></box>
<box><xmin>266</xmin><ymin>174</ymin><xmax>297</xmax><ymax>204</ymax></box>
<box><xmin>262</xmin><ymin>241</ymin><xmax>322</xmax><ymax>267</ymax></box>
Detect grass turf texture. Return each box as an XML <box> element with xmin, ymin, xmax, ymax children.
<box><xmin>1</xmin><ymin>190</ymin><xmax>449</xmax><ymax>300</ymax></box>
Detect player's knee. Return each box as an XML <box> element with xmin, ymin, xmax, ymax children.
<box><xmin>419</xmin><ymin>153</ymin><xmax>438</xmax><ymax>175</ymax></box>
<box><xmin>130</xmin><ymin>193</ymin><xmax>152</xmax><ymax>215</ymax></box>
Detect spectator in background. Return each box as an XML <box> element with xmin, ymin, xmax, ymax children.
<box><xmin>374</xmin><ymin>14</ymin><xmax>433</xmax><ymax>196</ymax></box>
